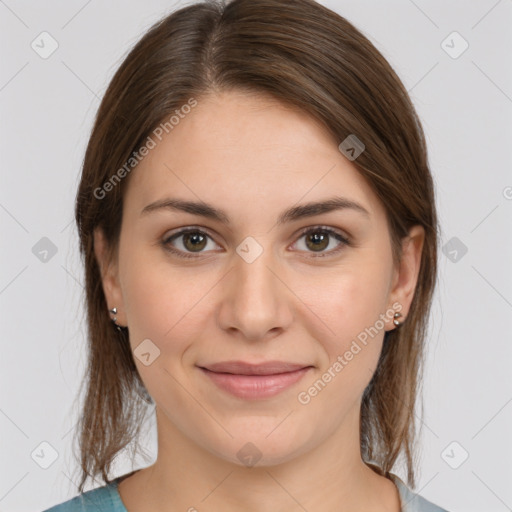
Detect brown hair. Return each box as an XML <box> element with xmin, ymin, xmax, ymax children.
<box><xmin>73</xmin><ymin>0</ymin><xmax>438</xmax><ymax>493</ymax></box>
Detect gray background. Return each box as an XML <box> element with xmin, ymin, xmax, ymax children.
<box><xmin>1</xmin><ymin>1</ymin><xmax>511</xmax><ymax>511</ymax></box>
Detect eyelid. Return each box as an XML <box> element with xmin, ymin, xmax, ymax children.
<box><xmin>293</xmin><ymin>225</ymin><xmax>350</xmax><ymax>244</ymax></box>
<box><xmin>290</xmin><ymin>225</ymin><xmax>351</xmax><ymax>258</ymax></box>
<box><xmin>161</xmin><ymin>225</ymin><xmax>219</xmax><ymax>246</ymax></box>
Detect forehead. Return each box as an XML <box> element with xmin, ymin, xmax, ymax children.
<box><xmin>123</xmin><ymin>90</ymin><xmax>384</xmax><ymax>221</ymax></box>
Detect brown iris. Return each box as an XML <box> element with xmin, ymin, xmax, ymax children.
<box><xmin>305</xmin><ymin>230</ymin><xmax>330</xmax><ymax>252</ymax></box>
<box><xmin>183</xmin><ymin>232</ymin><xmax>208</xmax><ymax>252</ymax></box>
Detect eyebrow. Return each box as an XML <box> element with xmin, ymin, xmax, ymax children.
<box><xmin>140</xmin><ymin>196</ymin><xmax>370</xmax><ymax>225</ymax></box>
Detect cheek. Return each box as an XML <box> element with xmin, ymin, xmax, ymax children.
<box><xmin>309</xmin><ymin>259</ymin><xmax>391</xmax><ymax>339</ymax></box>
<box><xmin>119</xmin><ymin>255</ymin><xmax>207</xmax><ymax>407</ymax></box>
<box><xmin>120</xmin><ymin>246</ymin><xmax>217</xmax><ymax>360</ymax></box>
<box><xmin>300</xmin><ymin>259</ymin><xmax>391</xmax><ymax>390</ymax></box>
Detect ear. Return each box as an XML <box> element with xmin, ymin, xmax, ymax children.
<box><xmin>93</xmin><ymin>227</ymin><xmax>127</xmax><ymax>326</ymax></box>
<box><xmin>387</xmin><ymin>225</ymin><xmax>425</xmax><ymax>328</ymax></box>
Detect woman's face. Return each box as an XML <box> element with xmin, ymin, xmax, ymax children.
<box><xmin>96</xmin><ymin>90</ymin><xmax>423</xmax><ymax>467</ymax></box>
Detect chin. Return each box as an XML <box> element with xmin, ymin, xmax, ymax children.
<box><xmin>204</xmin><ymin>427</ymin><xmax>311</xmax><ymax>469</ymax></box>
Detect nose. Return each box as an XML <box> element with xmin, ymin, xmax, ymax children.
<box><xmin>216</xmin><ymin>243</ymin><xmax>294</xmax><ymax>342</ymax></box>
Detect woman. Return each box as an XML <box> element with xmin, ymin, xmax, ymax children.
<box><xmin>44</xmin><ymin>0</ymin><xmax>448</xmax><ymax>510</ymax></box>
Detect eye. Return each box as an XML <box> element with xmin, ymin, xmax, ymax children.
<box><xmin>161</xmin><ymin>227</ymin><xmax>219</xmax><ymax>259</ymax></box>
<box><xmin>292</xmin><ymin>226</ymin><xmax>350</xmax><ymax>258</ymax></box>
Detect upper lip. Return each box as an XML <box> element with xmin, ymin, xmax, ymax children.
<box><xmin>199</xmin><ymin>361</ymin><xmax>312</xmax><ymax>376</ymax></box>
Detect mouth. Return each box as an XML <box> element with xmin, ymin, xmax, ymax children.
<box><xmin>197</xmin><ymin>360</ymin><xmax>314</xmax><ymax>399</ymax></box>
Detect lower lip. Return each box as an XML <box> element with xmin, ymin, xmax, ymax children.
<box><xmin>199</xmin><ymin>367</ymin><xmax>312</xmax><ymax>399</ymax></box>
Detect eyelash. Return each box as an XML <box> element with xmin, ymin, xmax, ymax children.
<box><xmin>161</xmin><ymin>226</ymin><xmax>351</xmax><ymax>260</ymax></box>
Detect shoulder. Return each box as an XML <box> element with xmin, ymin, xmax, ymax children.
<box><xmin>390</xmin><ymin>473</ymin><xmax>450</xmax><ymax>512</ymax></box>
<box><xmin>42</xmin><ymin>479</ymin><xmax>126</xmax><ymax>512</ymax></box>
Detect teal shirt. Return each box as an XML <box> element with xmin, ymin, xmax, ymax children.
<box><xmin>43</xmin><ymin>472</ymin><xmax>449</xmax><ymax>511</ymax></box>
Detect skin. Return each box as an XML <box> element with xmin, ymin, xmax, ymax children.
<box><xmin>94</xmin><ymin>89</ymin><xmax>424</xmax><ymax>512</ymax></box>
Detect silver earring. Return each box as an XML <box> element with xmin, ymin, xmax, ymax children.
<box><xmin>109</xmin><ymin>307</ymin><xmax>123</xmax><ymax>331</ymax></box>
<box><xmin>393</xmin><ymin>312</ymin><xmax>403</xmax><ymax>327</ymax></box>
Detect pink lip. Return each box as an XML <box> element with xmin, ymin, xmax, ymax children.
<box><xmin>198</xmin><ymin>361</ymin><xmax>313</xmax><ymax>399</ymax></box>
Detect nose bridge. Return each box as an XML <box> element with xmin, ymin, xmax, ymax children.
<box><xmin>237</xmin><ymin>237</ymin><xmax>282</xmax><ymax>307</ymax></box>
<box><xmin>237</xmin><ymin>245</ymin><xmax>278</xmax><ymax>301</ymax></box>
<box><xmin>218</xmin><ymin>237</ymin><xmax>292</xmax><ymax>340</ymax></box>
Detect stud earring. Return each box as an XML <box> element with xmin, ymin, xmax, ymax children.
<box><xmin>109</xmin><ymin>307</ymin><xmax>124</xmax><ymax>331</ymax></box>
<box><xmin>393</xmin><ymin>312</ymin><xmax>403</xmax><ymax>327</ymax></box>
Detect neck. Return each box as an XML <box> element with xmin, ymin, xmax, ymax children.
<box><xmin>119</xmin><ymin>405</ymin><xmax>400</xmax><ymax>512</ymax></box>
